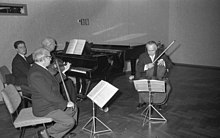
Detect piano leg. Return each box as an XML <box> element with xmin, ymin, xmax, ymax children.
<box><xmin>76</xmin><ymin>78</ymin><xmax>91</xmax><ymax>100</ymax></box>
<box><xmin>84</xmin><ymin>80</ymin><xmax>91</xmax><ymax>96</ymax></box>
<box><xmin>130</xmin><ymin>58</ymin><xmax>137</xmax><ymax>76</ymax></box>
<box><xmin>76</xmin><ymin>78</ymin><xmax>85</xmax><ymax>99</ymax></box>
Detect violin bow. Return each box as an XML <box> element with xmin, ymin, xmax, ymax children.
<box><xmin>55</xmin><ymin>59</ymin><xmax>71</xmax><ymax>102</ymax></box>
<box><xmin>152</xmin><ymin>40</ymin><xmax>175</xmax><ymax>64</ymax></box>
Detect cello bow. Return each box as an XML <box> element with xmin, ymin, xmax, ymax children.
<box><xmin>152</xmin><ymin>40</ymin><xmax>175</xmax><ymax>64</ymax></box>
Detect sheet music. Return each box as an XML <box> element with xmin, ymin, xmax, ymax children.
<box><xmin>133</xmin><ymin>79</ymin><xmax>149</xmax><ymax>92</ymax></box>
<box><xmin>87</xmin><ymin>80</ymin><xmax>118</xmax><ymax>108</ymax></box>
<box><xmin>66</xmin><ymin>39</ymin><xmax>86</xmax><ymax>55</ymax></box>
<box><xmin>133</xmin><ymin>79</ymin><xmax>165</xmax><ymax>93</ymax></box>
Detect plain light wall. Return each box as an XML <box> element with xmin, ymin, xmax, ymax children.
<box><xmin>168</xmin><ymin>0</ymin><xmax>220</xmax><ymax>67</ymax></box>
<box><xmin>0</xmin><ymin>0</ymin><xmax>219</xmax><ymax>72</ymax></box>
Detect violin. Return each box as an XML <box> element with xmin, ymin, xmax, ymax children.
<box><xmin>47</xmin><ymin>53</ymin><xmax>66</xmax><ymax>76</ymax></box>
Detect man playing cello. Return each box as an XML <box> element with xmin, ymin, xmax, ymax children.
<box><xmin>135</xmin><ymin>41</ymin><xmax>172</xmax><ymax>110</ymax></box>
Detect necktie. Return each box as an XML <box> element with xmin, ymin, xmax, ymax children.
<box><xmin>24</xmin><ymin>56</ymin><xmax>28</xmax><ymax>62</ymax></box>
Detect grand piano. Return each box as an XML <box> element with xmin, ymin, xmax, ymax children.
<box><xmin>91</xmin><ymin>43</ymin><xmax>146</xmax><ymax>76</ymax></box>
<box><xmin>55</xmin><ymin>41</ymin><xmax>145</xmax><ymax>97</ymax></box>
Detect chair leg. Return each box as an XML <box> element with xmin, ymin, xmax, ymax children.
<box><xmin>43</xmin><ymin>123</ymin><xmax>50</xmax><ymax>138</ymax></box>
<box><xmin>19</xmin><ymin>127</ymin><xmax>25</xmax><ymax>138</ymax></box>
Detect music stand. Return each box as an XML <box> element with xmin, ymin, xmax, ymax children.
<box><xmin>82</xmin><ymin>80</ymin><xmax>118</xmax><ymax>137</ymax></box>
<box><xmin>133</xmin><ymin>79</ymin><xmax>167</xmax><ymax>126</ymax></box>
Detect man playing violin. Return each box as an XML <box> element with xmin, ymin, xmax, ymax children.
<box><xmin>28</xmin><ymin>48</ymin><xmax>77</xmax><ymax>138</ymax></box>
<box><xmin>135</xmin><ymin>41</ymin><xmax>172</xmax><ymax>110</ymax></box>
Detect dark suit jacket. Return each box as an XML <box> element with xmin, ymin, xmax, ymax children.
<box><xmin>135</xmin><ymin>50</ymin><xmax>172</xmax><ymax>79</ymax></box>
<box><xmin>12</xmin><ymin>54</ymin><xmax>31</xmax><ymax>85</ymax></box>
<box><xmin>28</xmin><ymin>63</ymin><xmax>67</xmax><ymax>117</ymax></box>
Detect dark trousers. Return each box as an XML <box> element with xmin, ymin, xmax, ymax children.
<box><xmin>20</xmin><ymin>85</ymin><xmax>32</xmax><ymax>108</ymax></box>
<box><xmin>45</xmin><ymin>107</ymin><xmax>78</xmax><ymax>138</ymax></box>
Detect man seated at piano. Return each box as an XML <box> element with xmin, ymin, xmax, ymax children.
<box><xmin>41</xmin><ymin>37</ymin><xmax>78</xmax><ymax>103</ymax></box>
<box><xmin>135</xmin><ymin>41</ymin><xmax>172</xmax><ymax>110</ymax></box>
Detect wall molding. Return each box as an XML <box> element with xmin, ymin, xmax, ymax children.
<box><xmin>174</xmin><ymin>63</ymin><xmax>220</xmax><ymax>70</ymax></box>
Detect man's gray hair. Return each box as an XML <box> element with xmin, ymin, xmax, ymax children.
<box><xmin>33</xmin><ymin>48</ymin><xmax>49</xmax><ymax>62</ymax></box>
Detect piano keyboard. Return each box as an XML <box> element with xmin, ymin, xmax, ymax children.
<box><xmin>91</xmin><ymin>48</ymin><xmax>121</xmax><ymax>53</ymax></box>
<box><xmin>70</xmin><ymin>67</ymin><xmax>93</xmax><ymax>74</ymax></box>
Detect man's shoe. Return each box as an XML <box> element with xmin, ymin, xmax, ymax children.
<box><xmin>155</xmin><ymin>105</ymin><xmax>162</xmax><ymax>110</ymax></box>
<box><xmin>100</xmin><ymin>107</ymin><xmax>109</xmax><ymax>112</ymax></box>
<box><xmin>136</xmin><ymin>102</ymin><xmax>146</xmax><ymax>110</ymax></box>
<box><xmin>64</xmin><ymin>132</ymin><xmax>77</xmax><ymax>138</ymax></box>
<box><xmin>136</xmin><ymin>103</ymin><xmax>142</xmax><ymax>109</ymax></box>
<box><xmin>37</xmin><ymin>130</ymin><xmax>50</xmax><ymax>138</ymax></box>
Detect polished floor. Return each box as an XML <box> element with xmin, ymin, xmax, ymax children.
<box><xmin>0</xmin><ymin>65</ymin><xmax>220</xmax><ymax>138</ymax></box>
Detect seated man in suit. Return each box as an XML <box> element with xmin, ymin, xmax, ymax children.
<box><xmin>12</xmin><ymin>40</ymin><xmax>31</xmax><ymax>86</ymax></box>
<box><xmin>11</xmin><ymin>40</ymin><xmax>32</xmax><ymax>101</ymax></box>
<box><xmin>28</xmin><ymin>47</ymin><xmax>77</xmax><ymax>138</ymax></box>
<box><xmin>41</xmin><ymin>37</ymin><xmax>78</xmax><ymax>103</ymax></box>
<box><xmin>135</xmin><ymin>41</ymin><xmax>172</xmax><ymax>110</ymax></box>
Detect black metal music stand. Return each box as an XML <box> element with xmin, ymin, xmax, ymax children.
<box><xmin>134</xmin><ymin>79</ymin><xmax>167</xmax><ymax>126</ymax></box>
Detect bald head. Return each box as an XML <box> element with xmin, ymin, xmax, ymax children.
<box><xmin>146</xmin><ymin>41</ymin><xmax>157</xmax><ymax>56</ymax></box>
<box><xmin>41</xmin><ymin>37</ymin><xmax>57</xmax><ymax>52</ymax></box>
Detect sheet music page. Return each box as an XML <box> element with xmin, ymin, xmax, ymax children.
<box><xmin>150</xmin><ymin>80</ymin><xmax>165</xmax><ymax>92</ymax></box>
<box><xmin>73</xmin><ymin>39</ymin><xmax>86</xmax><ymax>55</ymax></box>
<box><xmin>87</xmin><ymin>80</ymin><xmax>118</xmax><ymax>108</ymax></box>
<box><xmin>66</xmin><ymin>39</ymin><xmax>77</xmax><ymax>54</ymax></box>
<box><xmin>133</xmin><ymin>79</ymin><xmax>149</xmax><ymax>92</ymax></box>
<box><xmin>87</xmin><ymin>80</ymin><xmax>106</xmax><ymax>100</ymax></box>
<box><xmin>65</xmin><ymin>39</ymin><xmax>86</xmax><ymax>55</ymax></box>
<box><xmin>133</xmin><ymin>79</ymin><xmax>165</xmax><ymax>93</ymax></box>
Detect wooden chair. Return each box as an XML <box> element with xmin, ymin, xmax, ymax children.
<box><xmin>0</xmin><ymin>65</ymin><xmax>31</xmax><ymax>105</ymax></box>
<box><xmin>0</xmin><ymin>65</ymin><xmax>21</xmax><ymax>91</ymax></box>
<box><xmin>1</xmin><ymin>84</ymin><xmax>53</xmax><ymax>138</ymax></box>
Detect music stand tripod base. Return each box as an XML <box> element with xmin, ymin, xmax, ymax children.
<box><xmin>83</xmin><ymin>80</ymin><xmax>118</xmax><ymax>137</ymax></box>
<box><xmin>141</xmin><ymin>104</ymin><xmax>167</xmax><ymax>126</ymax></box>
<box><xmin>133</xmin><ymin>79</ymin><xmax>167</xmax><ymax>126</ymax></box>
<box><xmin>82</xmin><ymin>102</ymin><xmax>112</xmax><ymax>137</ymax></box>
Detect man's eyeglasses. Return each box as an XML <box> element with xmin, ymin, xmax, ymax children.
<box><xmin>45</xmin><ymin>56</ymin><xmax>52</xmax><ymax>59</ymax></box>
